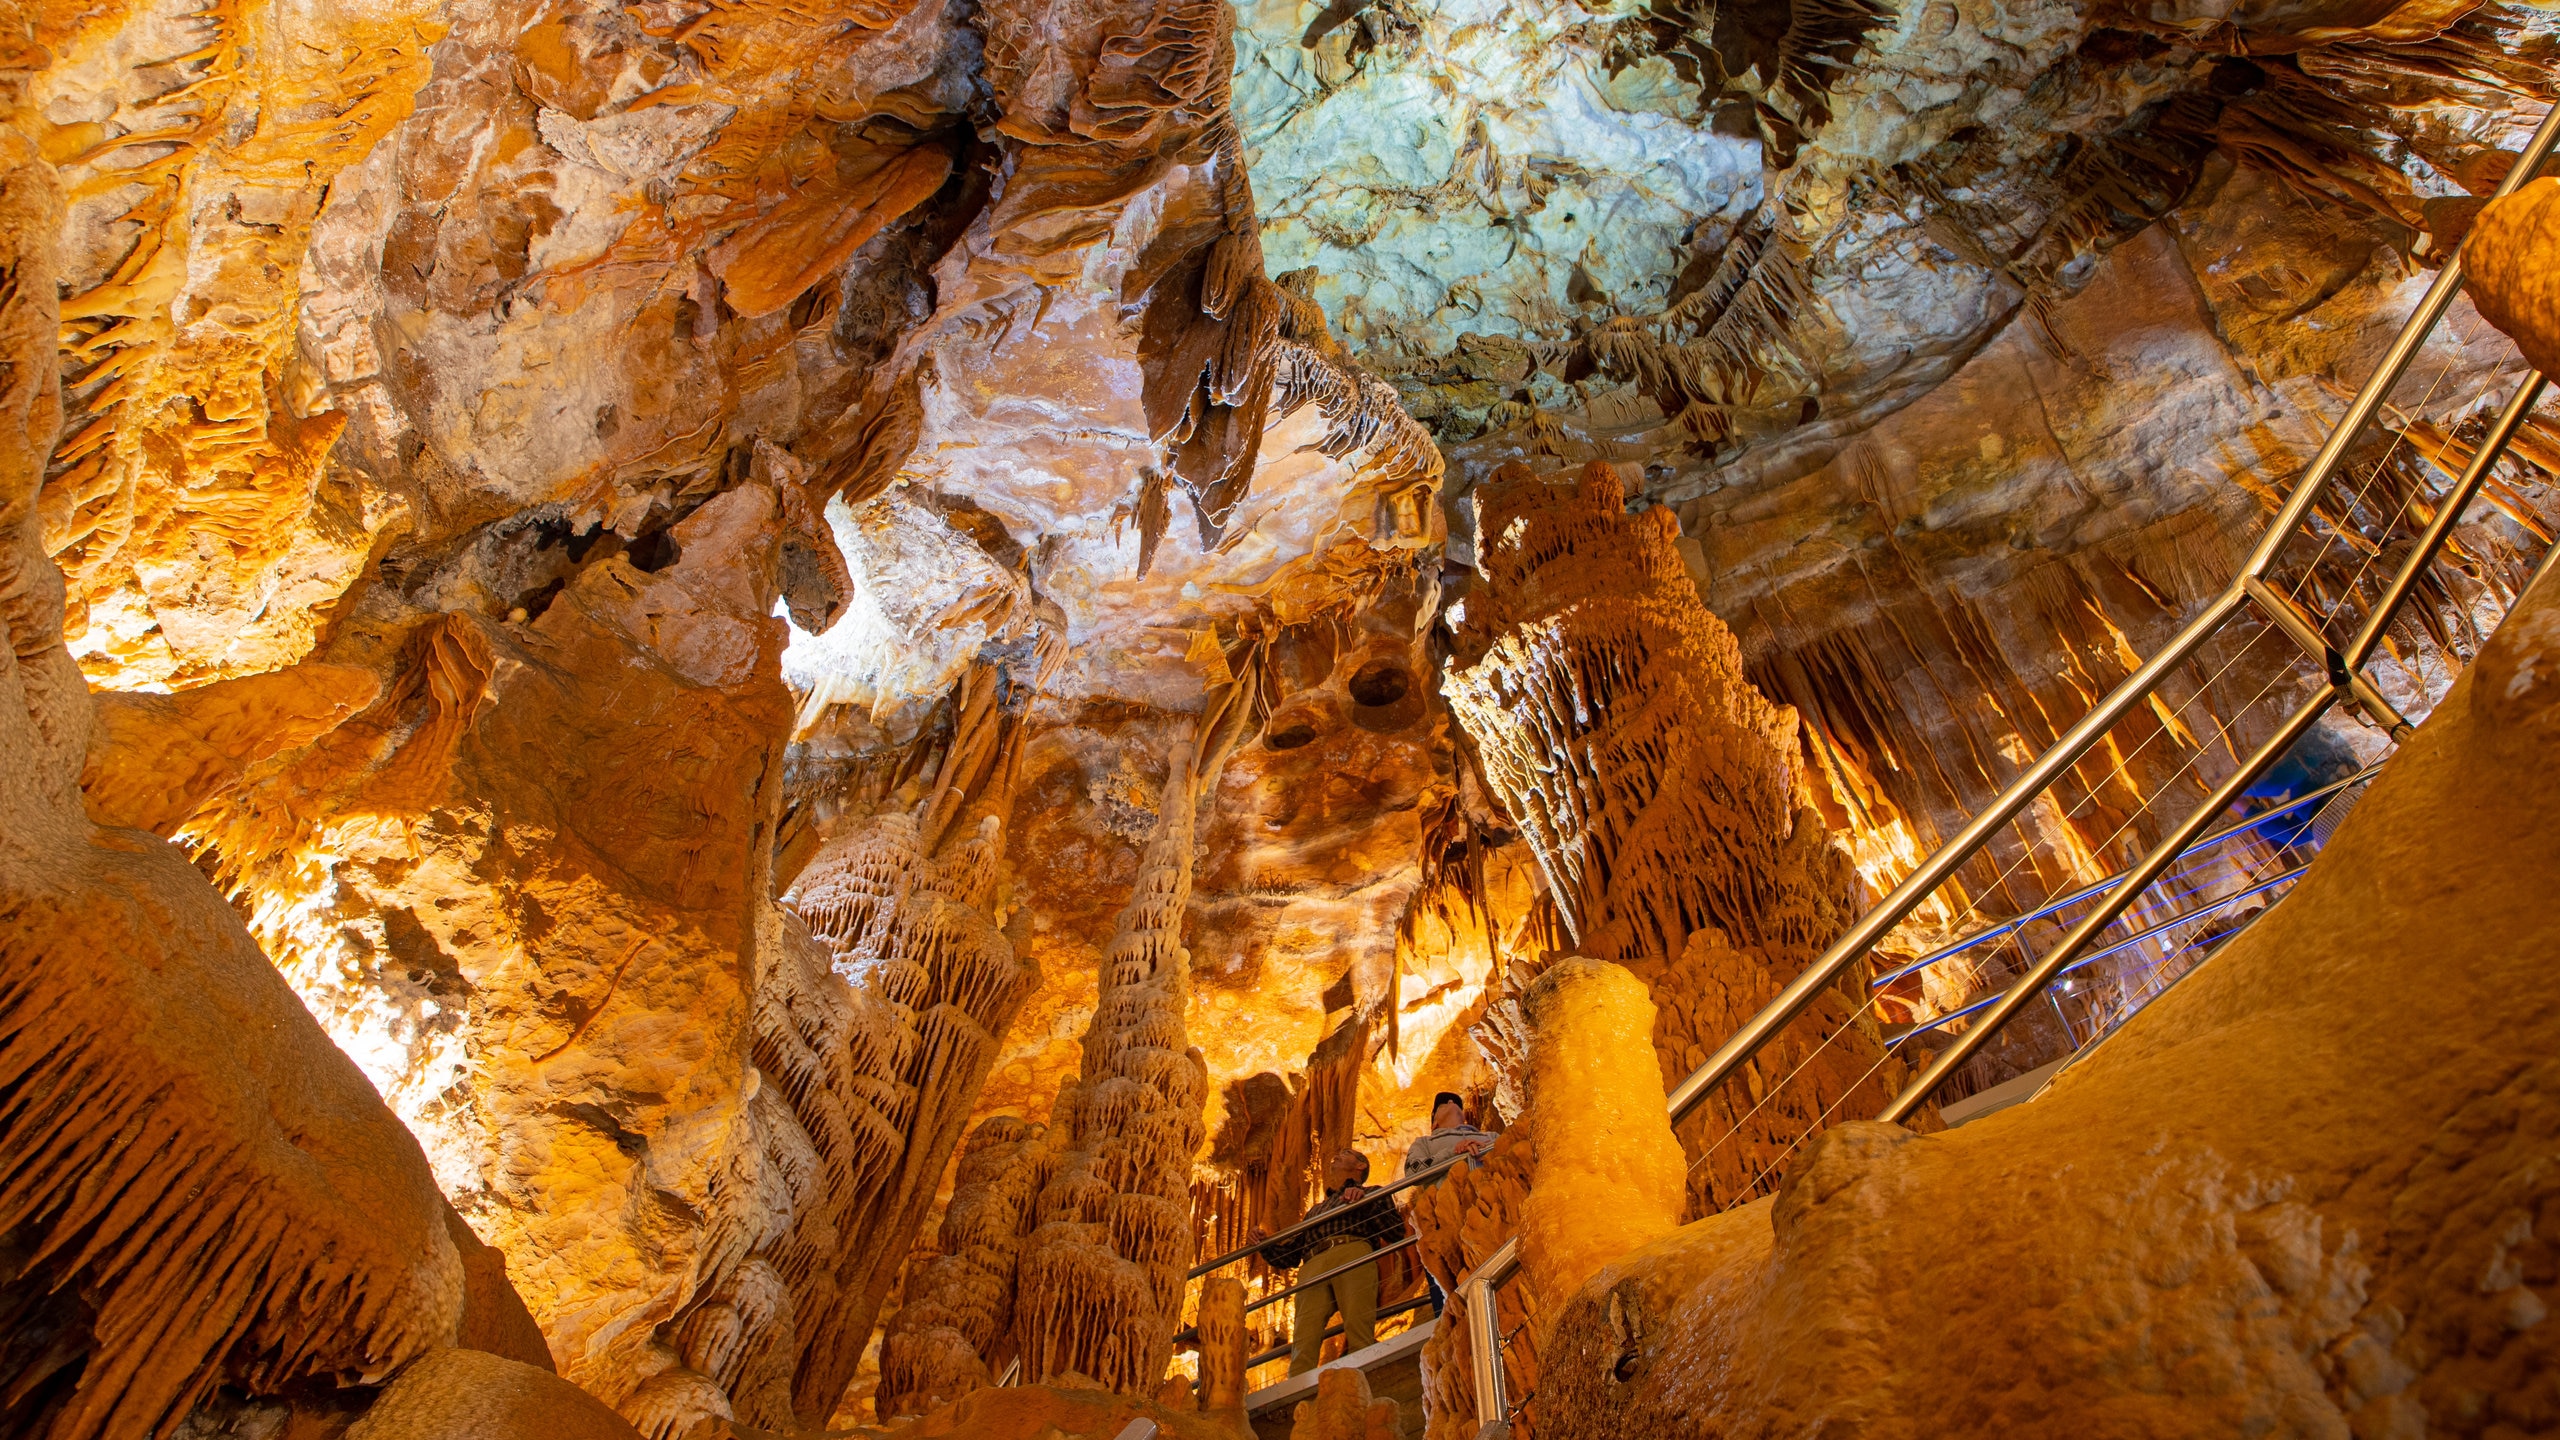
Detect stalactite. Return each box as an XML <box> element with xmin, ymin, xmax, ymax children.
<box><xmin>1443</xmin><ymin>459</ymin><xmax>1930</xmax><ymax>1267</ymax></box>
<box><xmin>1010</xmin><ymin>738</ymin><xmax>1214</xmax><ymax>1395</ymax></box>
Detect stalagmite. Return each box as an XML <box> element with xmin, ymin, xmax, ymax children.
<box><xmin>1195</xmin><ymin>1276</ymin><xmax>1249</xmax><ymax>1414</ymax></box>
<box><xmin>2468</xmin><ymin>178</ymin><xmax>2560</xmax><ymax>379</ymax></box>
<box><xmin>675</xmin><ymin>670</ymin><xmax>1043</xmax><ymax>1429</ymax></box>
<box><xmin>877</xmin><ymin>1116</ymin><xmax>1054</xmax><ymax>1418</ymax></box>
<box><xmin>1012</xmin><ymin>738</ymin><xmax>1214</xmax><ymax>1394</ymax></box>
<box><xmin>1288</xmin><ymin>1365</ymin><xmax>1402</xmax><ymax>1440</ymax></box>
<box><xmin>1445</xmin><ymin>459</ymin><xmax>1921</xmax><ymax>1215</ymax></box>
<box><xmin>1515</xmin><ymin>962</ymin><xmax>1686</xmax><ymax>1314</ymax></box>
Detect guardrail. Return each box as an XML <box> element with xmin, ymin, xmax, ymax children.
<box><xmin>1453</xmin><ymin>98</ymin><xmax>2560</xmax><ymax>1440</ymax></box>
<box><xmin>1670</xmin><ymin>98</ymin><xmax>2560</xmax><ymax>1134</ymax></box>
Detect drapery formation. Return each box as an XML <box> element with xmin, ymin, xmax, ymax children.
<box><xmin>1446</xmin><ymin>459</ymin><xmax>1921</xmax><ymax>1214</ymax></box>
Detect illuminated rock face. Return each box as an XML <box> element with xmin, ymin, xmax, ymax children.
<box><xmin>13</xmin><ymin>0</ymin><xmax>2560</xmax><ymax>1426</ymax></box>
<box><xmin>0</xmin><ymin>112</ymin><xmax>539</xmax><ymax>1440</ymax></box>
<box><xmin>1515</xmin><ymin>961</ymin><xmax>1684</xmax><ymax>1316</ymax></box>
<box><xmin>2468</xmin><ymin>178</ymin><xmax>2560</xmax><ymax>381</ymax></box>
<box><xmin>1446</xmin><ymin>460</ymin><xmax>1915</xmax><ymax>1214</ymax></box>
<box><xmin>1012</xmin><ymin>737</ymin><xmax>1213</xmax><ymax>1394</ymax></box>
<box><xmin>187</xmin><ymin>482</ymin><xmax>800</xmax><ymax>1413</ymax></box>
<box><xmin>1529</xmin><ymin>567</ymin><xmax>2560</xmax><ymax>1440</ymax></box>
<box><xmin>26</xmin><ymin>0</ymin><xmax>1439</xmax><ymax>1421</ymax></box>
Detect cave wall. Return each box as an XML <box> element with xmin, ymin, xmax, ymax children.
<box><xmin>1527</xmin><ymin>561</ymin><xmax>2560</xmax><ymax>1440</ymax></box>
<box><xmin>0</xmin><ymin>74</ymin><xmax>573</xmax><ymax>1440</ymax></box>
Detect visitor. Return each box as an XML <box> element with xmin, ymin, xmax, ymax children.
<box><xmin>1256</xmin><ymin>1147</ymin><xmax>1404</xmax><ymax>1376</ymax></box>
<box><xmin>1401</xmin><ymin>1092</ymin><xmax>1492</xmax><ymax>1315</ymax></box>
<box><xmin>2237</xmin><ymin>727</ymin><xmax>2363</xmax><ymax>856</ymax></box>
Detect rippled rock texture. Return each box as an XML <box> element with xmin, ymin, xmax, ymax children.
<box><xmin>12</xmin><ymin>0</ymin><xmax>2560</xmax><ymax>1425</ymax></box>
<box><xmin>1528</xmin><ymin>559</ymin><xmax>2560</xmax><ymax>1440</ymax></box>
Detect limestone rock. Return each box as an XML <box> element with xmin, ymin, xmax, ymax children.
<box><xmin>0</xmin><ymin>111</ymin><xmax>471</xmax><ymax>1440</ymax></box>
<box><xmin>2466</xmin><ymin>177</ymin><xmax>2560</xmax><ymax>381</ymax></box>
<box><xmin>345</xmin><ymin>1348</ymin><xmax>643</xmax><ymax>1440</ymax></box>
<box><xmin>1516</xmin><ymin>962</ymin><xmax>1683</xmax><ymax>1317</ymax></box>
<box><xmin>80</xmin><ymin>662</ymin><xmax>380</xmax><ymax>834</ymax></box>
<box><xmin>1527</xmin><ymin>569</ymin><xmax>2560</xmax><ymax>1438</ymax></box>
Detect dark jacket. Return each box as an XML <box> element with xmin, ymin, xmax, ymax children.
<box><xmin>1258</xmin><ymin>1183</ymin><xmax>1405</xmax><ymax>1270</ymax></box>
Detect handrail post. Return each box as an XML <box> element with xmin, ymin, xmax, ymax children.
<box><xmin>2242</xmin><ymin>577</ymin><xmax>2413</xmax><ymax>738</ymax></box>
<box><xmin>1460</xmin><ymin>1237</ymin><xmax>1521</xmax><ymax>1436</ymax></box>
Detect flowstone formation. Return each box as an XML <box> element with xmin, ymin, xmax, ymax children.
<box><xmin>1526</xmin><ymin>564</ymin><xmax>2560</xmax><ymax>1440</ymax></box>
<box><xmin>879</xmin><ymin>730</ymin><xmax>1223</xmax><ymax>1409</ymax></box>
<box><xmin>1445</xmin><ymin>459</ymin><xmax>1916</xmax><ymax>1212</ymax></box>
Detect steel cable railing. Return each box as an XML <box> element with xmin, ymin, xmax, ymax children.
<box><xmin>1451</xmin><ymin>96</ymin><xmax>2560</xmax><ymax>1440</ymax></box>
<box><xmin>1668</xmin><ymin>97</ymin><xmax>2560</xmax><ymax>1133</ymax></box>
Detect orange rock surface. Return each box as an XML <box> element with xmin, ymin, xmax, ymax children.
<box><xmin>2468</xmin><ymin>177</ymin><xmax>2560</xmax><ymax>381</ymax></box>
<box><xmin>1528</xmin><ymin>571</ymin><xmax>2560</xmax><ymax>1438</ymax></box>
<box><xmin>1446</xmin><ymin>459</ymin><xmax>1919</xmax><ymax>1213</ymax></box>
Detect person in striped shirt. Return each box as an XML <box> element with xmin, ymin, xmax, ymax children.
<box><xmin>1256</xmin><ymin>1148</ymin><xmax>1405</xmax><ymax>1374</ymax></box>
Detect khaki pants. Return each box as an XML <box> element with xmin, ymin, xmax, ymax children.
<box><xmin>1289</xmin><ymin>1238</ymin><xmax>1377</xmax><ymax>1376</ymax></box>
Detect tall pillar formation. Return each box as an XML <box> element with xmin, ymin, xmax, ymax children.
<box><xmin>1008</xmin><ymin>739</ymin><xmax>1212</xmax><ymax>1393</ymax></box>
<box><xmin>1444</xmin><ymin>460</ymin><xmax>1924</xmax><ymax>1216</ymax></box>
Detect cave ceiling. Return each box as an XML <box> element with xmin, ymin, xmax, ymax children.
<box><xmin>28</xmin><ymin>0</ymin><xmax>2560</xmax><ymax>1145</ymax></box>
<box><xmin>12</xmin><ymin>0</ymin><xmax>2560</xmax><ymax>1422</ymax></box>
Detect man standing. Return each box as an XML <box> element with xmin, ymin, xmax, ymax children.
<box><xmin>1401</xmin><ymin>1092</ymin><xmax>1491</xmax><ymax>1314</ymax></box>
<box><xmin>1258</xmin><ymin>1148</ymin><xmax>1404</xmax><ymax>1376</ymax></box>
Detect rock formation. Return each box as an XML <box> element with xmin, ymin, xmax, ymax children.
<box><xmin>878</xmin><ymin>1116</ymin><xmax>1055</xmax><ymax>1418</ymax></box>
<box><xmin>1525</xmin><ymin>556</ymin><xmax>2560</xmax><ymax>1440</ymax></box>
<box><xmin>1445</xmin><ymin>458</ymin><xmax>1917</xmax><ymax>1213</ymax></box>
<box><xmin>9</xmin><ymin>0</ymin><xmax>2559</xmax><ymax>1426</ymax></box>
<box><xmin>177</xmin><ymin>481</ymin><xmax>803</xmax><ymax>1416</ymax></box>
<box><xmin>2468</xmin><ymin>177</ymin><xmax>2560</xmax><ymax>381</ymax></box>
<box><xmin>1012</xmin><ymin>736</ymin><xmax>1215</xmax><ymax>1394</ymax></box>
<box><xmin>737</xmin><ymin>665</ymin><xmax>1042</xmax><ymax>1427</ymax></box>
<box><xmin>1287</xmin><ymin>1365</ymin><xmax>1403</xmax><ymax>1440</ymax></box>
<box><xmin>0</xmin><ymin>80</ymin><xmax>553</xmax><ymax>1440</ymax></box>
<box><xmin>1405</xmin><ymin>1118</ymin><xmax>1539</xmax><ymax>1440</ymax></box>
<box><xmin>1514</xmin><ymin>962</ymin><xmax>1684</xmax><ymax>1314</ymax></box>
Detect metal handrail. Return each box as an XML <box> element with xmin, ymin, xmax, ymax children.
<box><xmin>1436</xmin><ymin>102</ymin><xmax>2559</xmax><ymax>1438</ymax></box>
<box><xmin>1669</xmin><ymin>96</ymin><xmax>2560</xmax><ymax>1133</ymax></box>
<box><xmin>1235</xmin><ymin>1293</ymin><xmax>1437</xmax><ymax>1375</ymax></box>
<box><xmin>1867</xmin><ymin>763</ymin><xmax>2379</xmax><ymax>989</ymax></box>
<box><xmin>1458</xmin><ymin>1237</ymin><xmax>1521</xmax><ymax>1430</ymax></box>
<box><xmin>1187</xmin><ymin>1155</ymin><xmax>1463</xmax><ymax>1279</ymax></box>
